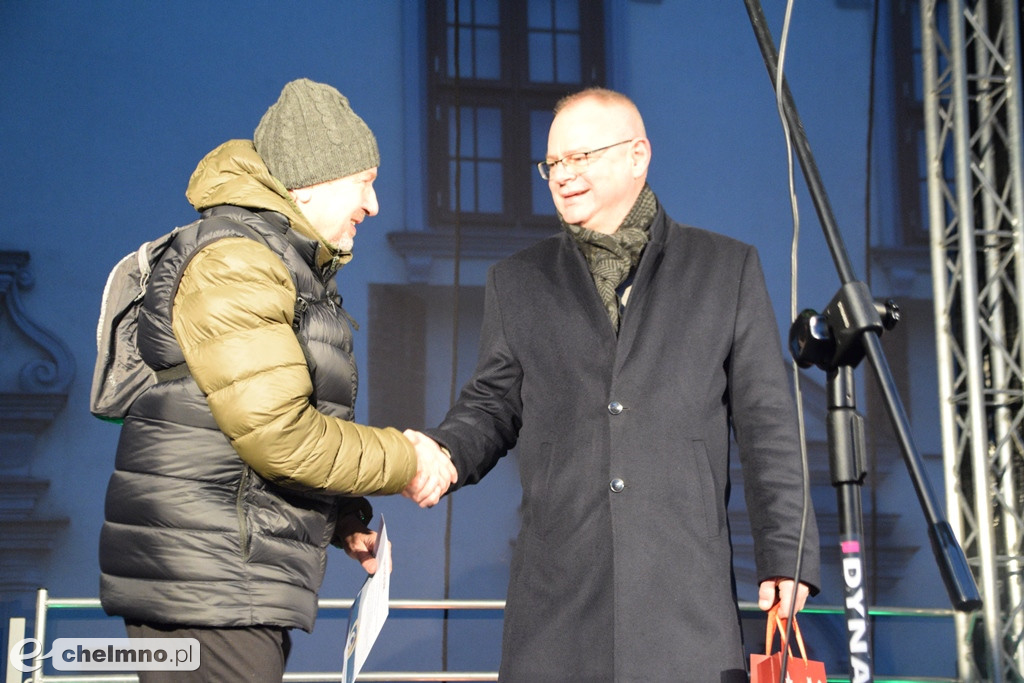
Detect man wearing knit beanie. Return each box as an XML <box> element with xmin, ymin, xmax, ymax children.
<box><xmin>254</xmin><ymin>77</ymin><xmax>382</xmax><ymax>254</ymax></box>
<box><xmin>98</xmin><ymin>79</ymin><xmax>455</xmax><ymax>682</ymax></box>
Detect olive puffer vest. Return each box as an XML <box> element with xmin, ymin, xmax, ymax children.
<box><xmin>99</xmin><ymin>206</ymin><xmax>366</xmax><ymax>631</ymax></box>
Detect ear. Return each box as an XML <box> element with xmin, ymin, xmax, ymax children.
<box><xmin>629</xmin><ymin>138</ymin><xmax>652</xmax><ymax>179</ymax></box>
<box><xmin>289</xmin><ymin>187</ymin><xmax>312</xmax><ymax>205</ymax></box>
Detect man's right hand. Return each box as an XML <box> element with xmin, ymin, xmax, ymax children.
<box><xmin>401</xmin><ymin>429</ymin><xmax>458</xmax><ymax>508</ymax></box>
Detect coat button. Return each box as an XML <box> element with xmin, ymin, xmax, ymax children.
<box><xmin>610</xmin><ymin>478</ymin><xmax>625</xmax><ymax>493</ymax></box>
<box><xmin>608</xmin><ymin>401</ymin><xmax>623</xmax><ymax>415</ymax></box>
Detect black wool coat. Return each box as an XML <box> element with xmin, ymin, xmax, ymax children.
<box><xmin>427</xmin><ymin>205</ymin><xmax>820</xmax><ymax>682</ymax></box>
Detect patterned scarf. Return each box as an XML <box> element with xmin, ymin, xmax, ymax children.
<box><xmin>561</xmin><ymin>183</ymin><xmax>658</xmax><ymax>331</ymax></box>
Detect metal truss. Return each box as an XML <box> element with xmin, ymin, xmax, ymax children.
<box><xmin>920</xmin><ymin>0</ymin><xmax>1024</xmax><ymax>680</ymax></box>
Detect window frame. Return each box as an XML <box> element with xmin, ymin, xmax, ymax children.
<box><xmin>425</xmin><ymin>0</ymin><xmax>605</xmax><ymax>229</ymax></box>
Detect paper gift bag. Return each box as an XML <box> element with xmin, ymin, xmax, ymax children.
<box><xmin>750</xmin><ymin>603</ymin><xmax>827</xmax><ymax>683</ymax></box>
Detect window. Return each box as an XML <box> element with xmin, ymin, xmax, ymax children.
<box><xmin>426</xmin><ymin>0</ymin><xmax>605</xmax><ymax>228</ymax></box>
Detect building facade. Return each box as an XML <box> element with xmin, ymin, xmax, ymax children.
<box><xmin>1</xmin><ymin>1</ymin><xmax>961</xmax><ymax>678</ymax></box>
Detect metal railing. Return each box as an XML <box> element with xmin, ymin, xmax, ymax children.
<box><xmin>6</xmin><ymin>589</ymin><xmax>959</xmax><ymax>683</ymax></box>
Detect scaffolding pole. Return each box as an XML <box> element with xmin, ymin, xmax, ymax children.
<box><xmin>920</xmin><ymin>0</ymin><xmax>1024</xmax><ymax>679</ymax></box>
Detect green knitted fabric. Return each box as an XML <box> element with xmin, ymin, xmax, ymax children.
<box><xmin>254</xmin><ymin>78</ymin><xmax>380</xmax><ymax>190</ymax></box>
<box><xmin>561</xmin><ymin>184</ymin><xmax>657</xmax><ymax>331</ymax></box>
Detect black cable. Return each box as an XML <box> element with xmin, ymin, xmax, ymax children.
<box><xmin>864</xmin><ymin>0</ymin><xmax>881</xmax><ymax>651</ymax></box>
<box><xmin>441</xmin><ymin>0</ymin><xmax>465</xmax><ymax>677</ymax></box>
<box><xmin>864</xmin><ymin>0</ymin><xmax>879</xmax><ymax>289</ymax></box>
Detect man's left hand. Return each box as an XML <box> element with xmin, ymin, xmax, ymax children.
<box><xmin>336</xmin><ymin>515</ymin><xmax>390</xmax><ymax>574</ymax></box>
<box><xmin>758</xmin><ymin>577</ymin><xmax>810</xmax><ymax>616</ymax></box>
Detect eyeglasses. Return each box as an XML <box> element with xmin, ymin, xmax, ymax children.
<box><xmin>537</xmin><ymin>139</ymin><xmax>634</xmax><ymax>180</ymax></box>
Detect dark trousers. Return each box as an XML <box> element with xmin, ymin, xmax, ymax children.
<box><xmin>125</xmin><ymin>620</ymin><xmax>291</xmax><ymax>682</ymax></box>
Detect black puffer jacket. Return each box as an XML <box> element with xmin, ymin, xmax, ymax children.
<box><xmin>99</xmin><ymin>140</ymin><xmax>416</xmax><ymax>631</ymax></box>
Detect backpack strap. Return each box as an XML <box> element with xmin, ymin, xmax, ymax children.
<box><xmin>155</xmin><ymin>363</ymin><xmax>191</xmax><ymax>383</ymax></box>
<box><xmin>156</xmin><ymin>215</ymin><xmax>300</xmax><ymax>386</ymax></box>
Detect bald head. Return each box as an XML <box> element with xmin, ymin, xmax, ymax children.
<box><xmin>554</xmin><ymin>88</ymin><xmax>646</xmax><ymax>129</ymax></box>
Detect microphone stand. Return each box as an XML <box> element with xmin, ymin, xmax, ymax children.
<box><xmin>741</xmin><ymin>2</ymin><xmax>982</xmax><ymax>681</ymax></box>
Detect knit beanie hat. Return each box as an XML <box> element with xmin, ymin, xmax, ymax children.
<box><xmin>254</xmin><ymin>78</ymin><xmax>380</xmax><ymax>189</ymax></box>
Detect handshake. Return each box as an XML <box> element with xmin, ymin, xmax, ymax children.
<box><xmin>401</xmin><ymin>429</ymin><xmax>458</xmax><ymax>508</ymax></box>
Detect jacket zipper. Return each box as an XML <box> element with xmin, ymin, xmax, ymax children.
<box><xmin>236</xmin><ymin>466</ymin><xmax>252</xmax><ymax>560</ymax></box>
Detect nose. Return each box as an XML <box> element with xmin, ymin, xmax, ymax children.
<box><xmin>364</xmin><ymin>186</ymin><xmax>379</xmax><ymax>217</ymax></box>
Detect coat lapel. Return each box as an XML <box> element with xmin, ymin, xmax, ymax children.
<box><xmin>552</xmin><ymin>205</ymin><xmax>671</xmax><ymax>370</ymax></box>
<box><xmin>614</xmin><ymin>208</ymin><xmax>668</xmax><ymax>374</ymax></box>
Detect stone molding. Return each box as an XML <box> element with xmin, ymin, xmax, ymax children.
<box><xmin>0</xmin><ymin>250</ymin><xmax>75</xmax><ymax>599</ymax></box>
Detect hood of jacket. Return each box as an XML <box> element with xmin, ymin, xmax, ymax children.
<box><xmin>185</xmin><ymin>139</ymin><xmax>352</xmax><ymax>270</ymax></box>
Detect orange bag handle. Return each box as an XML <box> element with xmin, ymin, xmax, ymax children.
<box><xmin>764</xmin><ymin>602</ymin><xmax>810</xmax><ymax>663</ymax></box>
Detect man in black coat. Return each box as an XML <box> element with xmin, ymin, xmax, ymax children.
<box><xmin>405</xmin><ymin>87</ymin><xmax>820</xmax><ymax>682</ymax></box>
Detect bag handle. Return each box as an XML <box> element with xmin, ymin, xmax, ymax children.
<box><xmin>764</xmin><ymin>602</ymin><xmax>809</xmax><ymax>663</ymax></box>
